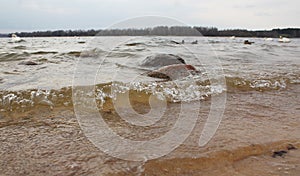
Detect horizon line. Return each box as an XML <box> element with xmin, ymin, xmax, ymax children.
<box><xmin>1</xmin><ymin>26</ymin><xmax>300</xmax><ymax>34</ymax></box>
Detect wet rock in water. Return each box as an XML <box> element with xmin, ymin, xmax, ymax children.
<box><xmin>272</xmin><ymin>150</ymin><xmax>287</xmax><ymax>158</ymax></box>
<box><xmin>140</xmin><ymin>54</ymin><xmax>186</xmax><ymax>69</ymax></box>
<box><xmin>244</xmin><ymin>40</ymin><xmax>254</xmax><ymax>45</ymax></box>
<box><xmin>191</xmin><ymin>40</ymin><xmax>198</xmax><ymax>44</ymax></box>
<box><xmin>147</xmin><ymin>64</ymin><xmax>197</xmax><ymax>80</ymax></box>
<box><xmin>18</xmin><ymin>61</ymin><xmax>38</xmax><ymax>65</ymax></box>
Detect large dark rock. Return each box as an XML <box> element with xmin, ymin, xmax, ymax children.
<box><xmin>140</xmin><ymin>54</ymin><xmax>186</xmax><ymax>69</ymax></box>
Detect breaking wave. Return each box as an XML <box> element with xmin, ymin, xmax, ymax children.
<box><xmin>1</xmin><ymin>73</ymin><xmax>299</xmax><ymax>113</ymax></box>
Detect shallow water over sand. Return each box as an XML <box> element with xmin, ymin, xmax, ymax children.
<box><xmin>0</xmin><ymin>86</ymin><xmax>299</xmax><ymax>175</ymax></box>
<box><xmin>0</xmin><ymin>36</ymin><xmax>299</xmax><ymax>175</ymax></box>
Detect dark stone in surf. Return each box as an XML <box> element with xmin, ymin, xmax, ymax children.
<box><xmin>170</xmin><ymin>40</ymin><xmax>180</xmax><ymax>44</ymax></box>
<box><xmin>18</xmin><ymin>61</ymin><xmax>38</xmax><ymax>65</ymax></box>
<box><xmin>140</xmin><ymin>54</ymin><xmax>186</xmax><ymax>69</ymax></box>
<box><xmin>147</xmin><ymin>64</ymin><xmax>197</xmax><ymax>80</ymax></box>
<box><xmin>272</xmin><ymin>150</ymin><xmax>287</xmax><ymax>158</ymax></box>
<box><xmin>244</xmin><ymin>40</ymin><xmax>254</xmax><ymax>45</ymax></box>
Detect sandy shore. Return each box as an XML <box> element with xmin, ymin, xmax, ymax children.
<box><xmin>0</xmin><ymin>86</ymin><xmax>299</xmax><ymax>176</ymax></box>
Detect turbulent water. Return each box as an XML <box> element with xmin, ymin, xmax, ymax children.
<box><xmin>0</xmin><ymin>36</ymin><xmax>299</xmax><ymax>175</ymax></box>
<box><xmin>0</xmin><ymin>36</ymin><xmax>299</xmax><ymax>111</ymax></box>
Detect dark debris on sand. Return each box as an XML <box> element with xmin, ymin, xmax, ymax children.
<box><xmin>272</xmin><ymin>144</ymin><xmax>297</xmax><ymax>158</ymax></box>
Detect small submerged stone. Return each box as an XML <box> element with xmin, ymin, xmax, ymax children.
<box><xmin>244</xmin><ymin>40</ymin><xmax>254</xmax><ymax>45</ymax></box>
<box><xmin>191</xmin><ymin>40</ymin><xmax>198</xmax><ymax>44</ymax></box>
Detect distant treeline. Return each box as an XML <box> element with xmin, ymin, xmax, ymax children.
<box><xmin>0</xmin><ymin>33</ymin><xmax>8</xmax><ymax>38</ymax></box>
<box><xmin>3</xmin><ymin>26</ymin><xmax>300</xmax><ymax>38</ymax></box>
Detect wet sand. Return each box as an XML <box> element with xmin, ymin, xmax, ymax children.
<box><xmin>0</xmin><ymin>85</ymin><xmax>299</xmax><ymax>176</ymax></box>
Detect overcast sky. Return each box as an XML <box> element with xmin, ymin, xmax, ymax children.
<box><xmin>1</xmin><ymin>0</ymin><xmax>299</xmax><ymax>33</ymax></box>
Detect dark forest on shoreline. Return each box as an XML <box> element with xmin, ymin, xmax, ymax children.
<box><xmin>2</xmin><ymin>26</ymin><xmax>300</xmax><ymax>38</ymax></box>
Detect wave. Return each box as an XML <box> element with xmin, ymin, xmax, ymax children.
<box><xmin>66</xmin><ymin>48</ymin><xmax>106</xmax><ymax>58</ymax></box>
<box><xmin>94</xmin><ymin>80</ymin><xmax>224</xmax><ymax>104</ymax></box>
<box><xmin>120</xmin><ymin>47</ymin><xmax>148</xmax><ymax>52</ymax></box>
<box><xmin>12</xmin><ymin>45</ymin><xmax>27</xmax><ymax>50</ymax></box>
<box><xmin>125</xmin><ymin>42</ymin><xmax>144</xmax><ymax>46</ymax></box>
<box><xmin>31</xmin><ymin>51</ymin><xmax>58</xmax><ymax>55</ymax></box>
<box><xmin>107</xmin><ymin>52</ymin><xmax>138</xmax><ymax>58</ymax></box>
<box><xmin>66</xmin><ymin>51</ymin><xmax>82</xmax><ymax>57</ymax></box>
<box><xmin>1</xmin><ymin>73</ymin><xmax>299</xmax><ymax>112</ymax></box>
<box><xmin>0</xmin><ymin>87</ymin><xmax>72</xmax><ymax>113</ymax></box>
<box><xmin>0</xmin><ymin>51</ymin><xmax>58</xmax><ymax>62</ymax></box>
<box><xmin>225</xmin><ymin>76</ymin><xmax>299</xmax><ymax>91</ymax></box>
<box><xmin>0</xmin><ymin>52</ymin><xmax>30</xmax><ymax>62</ymax></box>
<box><xmin>0</xmin><ymin>79</ymin><xmax>225</xmax><ymax>112</ymax></box>
<box><xmin>8</xmin><ymin>39</ymin><xmax>26</xmax><ymax>43</ymax></box>
<box><xmin>0</xmin><ymin>48</ymin><xmax>107</xmax><ymax>62</ymax></box>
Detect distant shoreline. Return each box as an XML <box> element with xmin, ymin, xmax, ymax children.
<box><xmin>1</xmin><ymin>26</ymin><xmax>300</xmax><ymax>38</ymax></box>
